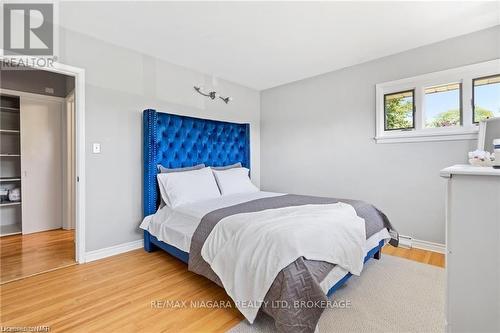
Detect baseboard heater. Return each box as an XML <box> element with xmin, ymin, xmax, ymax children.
<box><xmin>398</xmin><ymin>235</ymin><xmax>412</xmax><ymax>249</ymax></box>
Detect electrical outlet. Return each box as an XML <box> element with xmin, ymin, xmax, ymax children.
<box><xmin>92</xmin><ymin>143</ymin><xmax>101</xmax><ymax>154</ymax></box>
<box><xmin>45</xmin><ymin>87</ymin><xmax>54</xmax><ymax>94</ymax></box>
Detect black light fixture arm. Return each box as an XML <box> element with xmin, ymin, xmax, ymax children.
<box><xmin>194</xmin><ymin>86</ymin><xmax>216</xmax><ymax>99</ymax></box>
<box><xmin>194</xmin><ymin>86</ymin><xmax>232</xmax><ymax>104</ymax></box>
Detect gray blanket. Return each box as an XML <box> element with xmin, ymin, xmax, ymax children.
<box><xmin>188</xmin><ymin>194</ymin><xmax>397</xmax><ymax>333</ymax></box>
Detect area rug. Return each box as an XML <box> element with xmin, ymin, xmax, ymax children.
<box><xmin>228</xmin><ymin>255</ymin><xmax>445</xmax><ymax>333</ymax></box>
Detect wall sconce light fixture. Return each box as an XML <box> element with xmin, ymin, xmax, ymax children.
<box><xmin>194</xmin><ymin>86</ymin><xmax>232</xmax><ymax>104</ymax></box>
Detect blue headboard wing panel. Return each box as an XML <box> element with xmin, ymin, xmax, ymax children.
<box><xmin>143</xmin><ymin>109</ymin><xmax>250</xmax><ymax>216</ymax></box>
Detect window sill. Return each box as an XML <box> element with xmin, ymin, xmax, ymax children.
<box><xmin>375</xmin><ymin>128</ymin><xmax>479</xmax><ymax>144</ymax></box>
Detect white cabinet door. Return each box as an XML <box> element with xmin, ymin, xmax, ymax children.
<box><xmin>446</xmin><ymin>174</ymin><xmax>500</xmax><ymax>332</ymax></box>
<box><xmin>21</xmin><ymin>96</ymin><xmax>63</xmax><ymax>234</ymax></box>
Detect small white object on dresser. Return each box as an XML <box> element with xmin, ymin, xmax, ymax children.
<box><xmin>440</xmin><ymin>165</ymin><xmax>500</xmax><ymax>333</ymax></box>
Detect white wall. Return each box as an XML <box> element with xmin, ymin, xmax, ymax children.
<box><xmin>58</xmin><ymin>29</ymin><xmax>261</xmax><ymax>252</ymax></box>
<box><xmin>260</xmin><ymin>26</ymin><xmax>500</xmax><ymax>244</ymax></box>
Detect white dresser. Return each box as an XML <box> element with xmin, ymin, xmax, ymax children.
<box><xmin>440</xmin><ymin>165</ymin><xmax>500</xmax><ymax>333</ymax></box>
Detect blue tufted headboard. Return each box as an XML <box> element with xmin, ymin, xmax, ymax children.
<box><xmin>143</xmin><ymin>109</ymin><xmax>250</xmax><ymax>217</ymax></box>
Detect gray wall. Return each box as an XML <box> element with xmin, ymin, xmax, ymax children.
<box><xmin>58</xmin><ymin>28</ymin><xmax>261</xmax><ymax>252</ymax></box>
<box><xmin>0</xmin><ymin>69</ymin><xmax>74</xmax><ymax>98</ymax></box>
<box><xmin>260</xmin><ymin>26</ymin><xmax>500</xmax><ymax>244</ymax></box>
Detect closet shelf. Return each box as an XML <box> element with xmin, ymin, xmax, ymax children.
<box><xmin>0</xmin><ymin>223</ymin><xmax>22</xmax><ymax>237</ymax></box>
<box><xmin>0</xmin><ymin>201</ymin><xmax>21</xmax><ymax>207</ymax></box>
<box><xmin>1</xmin><ymin>94</ymin><xmax>22</xmax><ymax>236</ymax></box>
<box><xmin>0</xmin><ymin>107</ymin><xmax>20</xmax><ymax>113</ymax></box>
<box><xmin>0</xmin><ymin>178</ymin><xmax>21</xmax><ymax>182</ymax></box>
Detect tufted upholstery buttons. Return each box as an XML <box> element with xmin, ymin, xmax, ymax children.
<box><xmin>144</xmin><ymin>110</ymin><xmax>250</xmax><ymax>216</ymax></box>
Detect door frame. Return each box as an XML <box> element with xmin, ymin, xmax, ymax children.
<box><xmin>0</xmin><ymin>59</ymin><xmax>86</xmax><ymax>263</ymax></box>
<box><xmin>63</xmin><ymin>91</ymin><xmax>76</xmax><ymax>231</ymax></box>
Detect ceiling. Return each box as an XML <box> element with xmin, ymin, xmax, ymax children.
<box><xmin>60</xmin><ymin>1</ymin><xmax>500</xmax><ymax>90</ymax></box>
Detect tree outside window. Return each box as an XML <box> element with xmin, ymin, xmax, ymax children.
<box><xmin>384</xmin><ymin>90</ymin><xmax>414</xmax><ymax>130</ymax></box>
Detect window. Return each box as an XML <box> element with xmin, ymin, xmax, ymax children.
<box><xmin>424</xmin><ymin>83</ymin><xmax>461</xmax><ymax>128</ymax></box>
<box><xmin>473</xmin><ymin>74</ymin><xmax>500</xmax><ymax>123</ymax></box>
<box><xmin>375</xmin><ymin>59</ymin><xmax>499</xmax><ymax>143</ymax></box>
<box><xmin>384</xmin><ymin>90</ymin><xmax>414</xmax><ymax>130</ymax></box>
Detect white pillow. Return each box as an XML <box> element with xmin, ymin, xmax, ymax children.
<box><xmin>212</xmin><ymin>167</ymin><xmax>259</xmax><ymax>196</ymax></box>
<box><xmin>157</xmin><ymin>167</ymin><xmax>221</xmax><ymax>208</ymax></box>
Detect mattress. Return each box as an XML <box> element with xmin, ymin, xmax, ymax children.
<box><xmin>140</xmin><ymin>191</ymin><xmax>283</xmax><ymax>252</ymax></box>
<box><xmin>319</xmin><ymin>227</ymin><xmax>388</xmax><ymax>293</ymax></box>
<box><xmin>140</xmin><ymin>191</ymin><xmax>390</xmax><ymax>292</ymax></box>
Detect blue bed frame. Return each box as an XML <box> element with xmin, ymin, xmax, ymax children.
<box><xmin>142</xmin><ymin>109</ymin><xmax>383</xmax><ymax>298</ymax></box>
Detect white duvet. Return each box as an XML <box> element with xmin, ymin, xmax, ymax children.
<box><xmin>140</xmin><ymin>191</ymin><xmax>282</xmax><ymax>252</ymax></box>
<box><xmin>201</xmin><ymin>202</ymin><xmax>367</xmax><ymax>323</ymax></box>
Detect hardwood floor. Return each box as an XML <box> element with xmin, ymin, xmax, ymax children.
<box><xmin>0</xmin><ymin>229</ymin><xmax>75</xmax><ymax>284</ymax></box>
<box><xmin>0</xmin><ymin>244</ymin><xmax>443</xmax><ymax>332</ymax></box>
<box><xmin>0</xmin><ymin>249</ymin><xmax>242</xmax><ymax>333</ymax></box>
<box><xmin>382</xmin><ymin>244</ymin><xmax>445</xmax><ymax>268</ymax></box>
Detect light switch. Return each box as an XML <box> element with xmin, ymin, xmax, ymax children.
<box><xmin>92</xmin><ymin>143</ymin><xmax>101</xmax><ymax>154</ymax></box>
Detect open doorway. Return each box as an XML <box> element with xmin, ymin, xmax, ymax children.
<box><xmin>0</xmin><ymin>67</ymin><xmax>79</xmax><ymax>283</ymax></box>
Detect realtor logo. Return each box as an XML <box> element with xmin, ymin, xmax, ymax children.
<box><xmin>3</xmin><ymin>3</ymin><xmax>54</xmax><ymax>56</ymax></box>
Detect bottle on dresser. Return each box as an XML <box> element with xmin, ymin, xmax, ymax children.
<box><xmin>493</xmin><ymin>138</ymin><xmax>500</xmax><ymax>169</ymax></box>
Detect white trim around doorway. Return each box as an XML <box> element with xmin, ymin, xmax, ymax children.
<box><xmin>0</xmin><ymin>58</ymin><xmax>86</xmax><ymax>263</ymax></box>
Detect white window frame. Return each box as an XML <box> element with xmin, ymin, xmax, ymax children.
<box><xmin>375</xmin><ymin>59</ymin><xmax>500</xmax><ymax>143</ymax></box>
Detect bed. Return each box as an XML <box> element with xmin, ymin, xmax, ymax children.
<box><xmin>141</xmin><ymin>109</ymin><xmax>397</xmax><ymax>332</ymax></box>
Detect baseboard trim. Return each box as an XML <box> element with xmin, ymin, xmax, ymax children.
<box><xmin>85</xmin><ymin>239</ymin><xmax>143</xmax><ymax>263</ymax></box>
<box><xmin>398</xmin><ymin>234</ymin><xmax>446</xmax><ymax>254</ymax></box>
<box><xmin>82</xmin><ymin>235</ymin><xmax>445</xmax><ymax>263</ymax></box>
<box><xmin>412</xmin><ymin>238</ymin><xmax>446</xmax><ymax>254</ymax></box>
